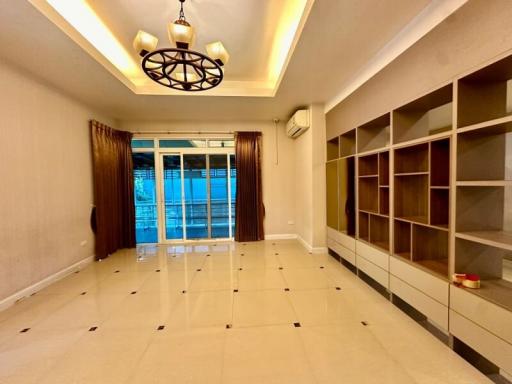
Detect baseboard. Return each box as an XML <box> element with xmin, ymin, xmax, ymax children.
<box><xmin>0</xmin><ymin>255</ymin><xmax>95</xmax><ymax>312</ymax></box>
<box><xmin>264</xmin><ymin>234</ymin><xmax>298</xmax><ymax>240</ymax></box>
<box><xmin>297</xmin><ymin>235</ymin><xmax>328</xmax><ymax>254</ymax></box>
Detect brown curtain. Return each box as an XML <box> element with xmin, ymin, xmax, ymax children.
<box><xmin>91</xmin><ymin>121</ymin><xmax>135</xmax><ymax>260</ymax></box>
<box><xmin>235</xmin><ymin>131</ymin><xmax>264</xmax><ymax>242</ymax></box>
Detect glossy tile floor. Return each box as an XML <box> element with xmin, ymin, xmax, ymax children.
<box><xmin>0</xmin><ymin>240</ymin><xmax>493</xmax><ymax>383</ymax></box>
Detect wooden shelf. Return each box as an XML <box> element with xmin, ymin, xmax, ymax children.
<box><xmin>369</xmin><ymin>214</ymin><xmax>390</xmax><ymax>251</ymax></box>
<box><xmin>431</xmin><ymin>186</ymin><xmax>450</xmax><ymax>189</ymax></box>
<box><xmin>415</xmin><ymin>259</ymin><xmax>449</xmax><ymax>278</ymax></box>
<box><xmin>466</xmin><ymin>279</ymin><xmax>512</xmax><ymax>312</ymax></box>
<box><xmin>395</xmin><ymin>252</ymin><xmax>411</xmax><ymax>260</ymax></box>
<box><xmin>327</xmin><ymin>137</ymin><xmax>339</xmax><ymax>161</ymax></box>
<box><xmin>394</xmin><ymin>174</ymin><xmax>428</xmax><ymax>221</ymax></box>
<box><xmin>340</xmin><ymin>129</ymin><xmax>356</xmax><ymax>157</ymax></box>
<box><xmin>457</xmin><ymin>180</ymin><xmax>512</xmax><ymax>187</ymax></box>
<box><xmin>357</xmin><ymin>113</ymin><xmax>390</xmax><ymax>153</ymax></box>
<box><xmin>380</xmin><ymin>185</ymin><xmax>390</xmax><ymax>188</ymax></box>
<box><xmin>359</xmin><ymin>177</ymin><xmax>378</xmax><ymax>212</ymax></box>
<box><xmin>393</xmin><ymin>84</ymin><xmax>453</xmax><ymax>144</ymax></box>
<box><xmin>394</xmin><ymin>220</ymin><xmax>411</xmax><ymax>259</ymax></box>
<box><xmin>395</xmin><ymin>215</ymin><xmax>429</xmax><ymax>225</ymax></box>
<box><xmin>412</xmin><ymin>224</ymin><xmax>449</xmax><ymax>278</ymax></box>
<box><xmin>359</xmin><ymin>174</ymin><xmax>378</xmax><ymax>178</ymax></box>
<box><xmin>395</xmin><ymin>172</ymin><xmax>429</xmax><ymax>177</ymax></box>
<box><xmin>456</xmin><ymin>230</ymin><xmax>512</xmax><ymax>252</ymax></box>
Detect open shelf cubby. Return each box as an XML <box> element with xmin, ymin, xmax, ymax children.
<box><xmin>359</xmin><ymin>177</ymin><xmax>379</xmax><ymax>213</ymax></box>
<box><xmin>456</xmin><ymin>185</ymin><xmax>512</xmax><ymax>251</ymax></box>
<box><xmin>455</xmin><ymin>237</ymin><xmax>512</xmax><ymax>311</ymax></box>
<box><xmin>357</xmin><ymin>113</ymin><xmax>390</xmax><ymax>153</ymax></box>
<box><xmin>457</xmin><ymin>121</ymin><xmax>512</xmax><ymax>182</ymax></box>
<box><xmin>379</xmin><ymin>187</ymin><xmax>389</xmax><ymax>215</ymax></box>
<box><xmin>358</xmin><ymin>153</ymin><xmax>378</xmax><ymax>176</ymax></box>
<box><xmin>369</xmin><ymin>214</ymin><xmax>390</xmax><ymax>251</ymax></box>
<box><xmin>338</xmin><ymin>157</ymin><xmax>356</xmax><ymax>237</ymax></box>
<box><xmin>394</xmin><ymin>219</ymin><xmax>411</xmax><ymax>260</ymax></box>
<box><xmin>326</xmin><ymin>160</ymin><xmax>338</xmax><ymax>229</ymax></box>
<box><xmin>340</xmin><ymin>129</ymin><xmax>356</xmax><ymax>157</ymax></box>
<box><xmin>327</xmin><ymin>136</ymin><xmax>340</xmax><ymax>161</ymax></box>
<box><xmin>379</xmin><ymin>151</ymin><xmax>389</xmax><ymax>186</ymax></box>
<box><xmin>458</xmin><ymin>54</ymin><xmax>512</xmax><ymax>128</ymax></box>
<box><xmin>412</xmin><ymin>224</ymin><xmax>449</xmax><ymax>277</ymax></box>
<box><xmin>394</xmin><ymin>174</ymin><xmax>428</xmax><ymax>224</ymax></box>
<box><xmin>393</xmin><ymin>84</ymin><xmax>453</xmax><ymax>144</ymax></box>
<box><xmin>430</xmin><ymin>188</ymin><xmax>449</xmax><ymax>228</ymax></box>
<box><xmin>395</xmin><ymin>143</ymin><xmax>429</xmax><ymax>174</ymax></box>
<box><xmin>431</xmin><ymin>138</ymin><xmax>450</xmax><ymax>186</ymax></box>
<box><xmin>359</xmin><ymin>211</ymin><xmax>369</xmax><ymax>241</ymax></box>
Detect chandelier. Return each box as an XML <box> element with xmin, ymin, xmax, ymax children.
<box><xmin>132</xmin><ymin>0</ymin><xmax>230</xmax><ymax>92</ymax></box>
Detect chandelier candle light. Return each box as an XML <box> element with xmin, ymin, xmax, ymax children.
<box><xmin>133</xmin><ymin>0</ymin><xmax>229</xmax><ymax>91</ymax></box>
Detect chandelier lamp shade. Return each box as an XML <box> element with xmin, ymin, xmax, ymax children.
<box><xmin>132</xmin><ymin>0</ymin><xmax>229</xmax><ymax>91</ymax></box>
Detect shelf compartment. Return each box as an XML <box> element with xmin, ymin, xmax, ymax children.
<box><xmin>359</xmin><ymin>211</ymin><xmax>369</xmax><ymax>241</ymax></box>
<box><xmin>326</xmin><ymin>160</ymin><xmax>338</xmax><ymax>229</ymax></box>
<box><xmin>327</xmin><ymin>136</ymin><xmax>339</xmax><ymax>161</ymax></box>
<box><xmin>456</xmin><ymin>185</ymin><xmax>509</xmax><ymax>233</ymax></box>
<box><xmin>430</xmin><ymin>138</ymin><xmax>450</xmax><ymax>186</ymax></box>
<box><xmin>394</xmin><ymin>220</ymin><xmax>411</xmax><ymax>260</ymax></box>
<box><xmin>393</xmin><ymin>84</ymin><xmax>453</xmax><ymax>144</ymax></box>
<box><xmin>457</xmin><ymin>54</ymin><xmax>512</xmax><ymax>128</ymax></box>
<box><xmin>369</xmin><ymin>214</ymin><xmax>390</xmax><ymax>251</ymax></box>
<box><xmin>394</xmin><ymin>143</ymin><xmax>429</xmax><ymax>174</ymax></box>
<box><xmin>456</xmin><ymin>231</ymin><xmax>512</xmax><ymax>252</ymax></box>
<box><xmin>358</xmin><ymin>153</ymin><xmax>378</xmax><ymax>176</ymax></box>
<box><xmin>412</xmin><ymin>224</ymin><xmax>449</xmax><ymax>277</ymax></box>
<box><xmin>457</xmin><ymin>121</ymin><xmax>512</xmax><ymax>182</ymax></box>
<box><xmin>358</xmin><ymin>177</ymin><xmax>378</xmax><ymax>212</ymax></box>
<box><xmin>340</xmin><ymin>129</ymin><xmax>356</xmax><ymax>157</ymax></box>
<box><xmin>395</xmin><ymin>174</ymin><xmax>428</xmax><ymax>224</ymax></box>
<box><xmin>357</xmin><ymin>113</ymin><xmax>390</xmax><ymax>153</ymax></box>
<box><xmin>379</xmin><ymin>151</ymin><xmax>389</xmax><ymax>186</ymax></box>
<box><xmin>379</xmin><ymin>187</ymin><xmax>389</xmax><ymax>215</ymax></box>
<box><xmin>338</xmin><ymin>157</ymin><xmax>356</xmax><ymax>237</ymax></box>
<box><xmin>430</xmin><ymin>188</ymin><xmax>449</xmax><ymax>227</ymax></box>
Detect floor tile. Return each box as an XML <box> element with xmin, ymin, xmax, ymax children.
<box><xmin>281</xmin><ymin>268</ymin><xmax>332</xmax><ymax>290</ymax></box>
<box><xmin>237</xmin><ymin>269</ymin><xmax>287</xmax><ymax>291</ymax></box>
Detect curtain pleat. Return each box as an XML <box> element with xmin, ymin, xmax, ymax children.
<box><xmin>235</xmin><ymin>131</ymin><xmax>264</xmax><ymax>242</ymax></box>
<box><xmin>91</xmin><ymin>121</ymin><xmax>135</xmax><ymax>260</ymax></box>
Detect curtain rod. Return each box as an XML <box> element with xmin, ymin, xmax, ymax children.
<box><xmin>131</xmin><ymin>131</ymin><xmax>235</xmax><ymax>135</ymax></box>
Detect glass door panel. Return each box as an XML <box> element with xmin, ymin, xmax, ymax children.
<box><xmin>230</xmin><ymin>154</ymin><xmax>236</xmax><ymax>237</ymax></box>
<box><xmin>183</xmin><ymin>154</ymin><xmax>208</xmax><ymax>239</ymax></box>
<box><xmin>162</xmin><ymin>155</ymin><xmax>184</xmax><ymax>240</ymax></box>
<box><xmin>133</xmin><ymin>153</ymin><xmax>158</xmax><ymax>243</ymax></box>
<box><xmin>210</xmin><ymin>155</ymin><xmax>229</xmax><ymax>238</ymax></box>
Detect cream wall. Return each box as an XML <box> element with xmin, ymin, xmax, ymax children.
<box><xmin>119</xmin><ymin>120</ymin><xmax>297</xmax><ymax>237</ymax></box>
<box><xmin>0</xmin><ymin>60</ymin><xmax>116</xmax><ymax>302</ymax></box>
<box><xmin>294</xmin><ymin>104</ymin><xmax>326</xmax><ymax>250</ymax></box>
<box><xmin>326</xmin><ymin>0</ymin><xmax>512</xmax><ymax>138</ymax></box>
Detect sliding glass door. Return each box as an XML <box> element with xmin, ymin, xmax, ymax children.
<box><xmin>159</xmin><ymin>152</ymin><xmax>234</xmax><ymax>242</ymax></box>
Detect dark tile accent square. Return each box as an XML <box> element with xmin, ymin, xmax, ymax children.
<box><xmin>335</xmin><ymin>287</ymin><xmax>341</xmax><ymax>291</ymax></box>
<box><xmin>81</xmin><ymin>292</ymin><xmax>87</xmax><ymax>295</ymax></box>
<box><xmin>233</xmin><ymin>289</ymin><xmax>238</xmax><ymax>293</ymax></box>
<box><xmin>275</xmin><ymin>253</ymin><xmax>279</xmax><ymax>255</ymax></box>
<box><xmin>226</xmin><ymin>324</ymin><xmax>232</xmax><ymax>329</ymax></box>
<box><xmin>196</xmin><ymin>269</ymin><xmax>202</xmax><ymax>272</ymax></box>
<box><xmin>114</xmin><ymin>270</ymin><xmax>120</xmax><ymax>273</ymax></box>
<box><xmin>131</xmin><ymin>291</ymin><xmax>137</xmax><ymax>295</ymax></box>
<box><xmin>320</xmin><ymin>266</ymin><xmax>324</xmax><ymax>269</ymax></box>
<box><xmin>30</xmin><ymin>292</ymin><xmax>37</xmax><ymax>296</ymax></box>
<box><xmin>272</xmin><ymin>242</ymin><xmax>276</xmax><ymax>245</ymax></box>
<box><xmin>239</xmin><ymin>268</ymin><xmax>243</xmax><ymax>271</ymax></box>
<box><xmin>206</xmin><ymin>254</ymin><xmax>211</xmax><ymax>256</ymax></box>
<box><xmin>182</xmin><ymin>290</ymin><xmax>187</xmax><ymax>294</ymax></box>
<box><xmin>75</xmin><ymin>271</ymin><xmax>80</xmax><ymax>274</ymax></box>
<box><xmin>156</xmin><ymin>269</ymin><xmax>161</xmax><ymax>272</ymax></box>
<box><xmin>284</xmin><ymin>288</ymin><xmax>290</xmax><ymax>292</ymax></box>
<box><xmin>89</xmin><ymin>326</ymin><xmax>98</xmax><ymax>332</ymax></box>
<box><xmin>361</xmin><ymin>321</ymin><xmax>368</xmax><ymax>326</ymax></box>
<box><xmin>240</xmin><ymin>253</ymin><xmax>245</xmax><ymax>256</ymax></box>
<box><xmin>293</xmin><ymin>322</ymin><xmax>301</xmax><ymax>328</ymax></box>
<box><xmin>279</xmin><ymin>267</ymin><xmax>283</xmax><ymax>270</ymax></box>
<box><xmin>157</xmin><ymin>325</ymin><xmax>165</xmax><ymax>331</ymax></box>
<box><xmin>20</xmin><ymin>328</ymin><xmax>30</xmax><ymax>333</ymax></box>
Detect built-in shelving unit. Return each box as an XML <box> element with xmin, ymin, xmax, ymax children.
<box><xmin>326</xmin><ymin>53</ymin><xmax>512</xmax><ymax>376</ymax></box>
<box><xmin>358</xmin><ymin>151</ymin><xmax>390</xmax><ymax>252</ymax></box>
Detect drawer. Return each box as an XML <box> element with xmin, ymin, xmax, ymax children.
<box><xmin>390</xmin><ymin>256</ymin><xmax>449</xmax><ymax>306</ymax></box>
<box><xmin>357</xmin><ymin>254</ymin><xmax>389</xmax><ymax>289</ymax></box>
<box><xmin>450</xmin><ymin>310</ymin><xmax>512</xmax><ymax>374</ymax></box>
<box><xmin>327</xmin><ymin>227</ymin><xmax>356</xmax><ymax>252</ymax></box>
<box><xmin>450</xmin><ymin>285</ymin><xmax>512</xmax><ymax>345</ymax></box>
<box><xmin>390</xmin><ymin>275</ymin><xmax>448</xmax><ymax>331</ymax></box>
<box><xmin>356</xmin><ymin>240</ymin><xmax>389</xmax><ymax>271</ymax></box>
<box><xmin>327</xmin><ymin>239</ymin><xmax>356</xmax><ymax>265</ymax></box>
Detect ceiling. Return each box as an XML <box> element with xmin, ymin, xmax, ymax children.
<box><xmin>0</xmin><ymin>0</ymin><xmax>462</xmax><ymax>121</ymax></box>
